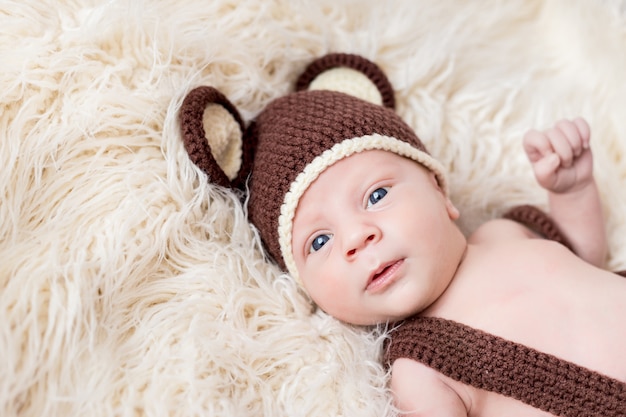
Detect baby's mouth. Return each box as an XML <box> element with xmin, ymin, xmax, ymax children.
<box><xmin>367</xmin><ymin>259</ymin><xmax>404</xmax><ymax>292</ymax></box>
<box><xmin>373</xmin><ymin>264</ymin><xmax>392</xmax><ymax>280</ymax></box>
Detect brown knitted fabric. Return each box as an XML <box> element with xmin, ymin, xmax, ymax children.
<box><xmin>179</xmin><ymin>86</ymin><xmax>257</xmax><ymax>191</ymax></box>
<box><xmin>179</xmin><ymin>86</ymin><xmax>246</xmax><ymax>188</ymax></box>
<box><xmin>502</xmin><ymin>204</ymin><xmax>575</xmax><ymax>253</ymax></box>
<box><xmin>295</xmin><ymin>53</ymin><xmax>396</xmax><ymax>109</ymax></box>
<box><xmin>247</xmin><ymin>89</ymin><xmax>427</xmax><ymax>269</ymax></box>
<box><xmin>384</xmin><ymin>316</ymin><xmax>626</xmax><ymax>417</ymax></box>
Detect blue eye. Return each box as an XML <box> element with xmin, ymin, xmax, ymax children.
<box><xmin>367</xmin><ymin>187</ymin><xmax>389</xmax><ymax>207</ymax></box>
<box><xmin>310</xmin><ymin>234</ymin><xmax>331</xmax><ymax>253</ymax></box>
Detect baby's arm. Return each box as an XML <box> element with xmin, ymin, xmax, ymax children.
<box><xmin>523</xmin><ymin>118</ymin><xmax>606</xmax><ymax>266</ymax></box>
<box><xmin>391</xmin><ymin>359</ymin><xmax>468</xmax><ymax>416</ymax></box>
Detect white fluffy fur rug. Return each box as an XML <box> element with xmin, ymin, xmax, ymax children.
<box><xmin>2</xmin><ymin>1</ymin><xmax>626</xmax><ymax>416</ymax></box>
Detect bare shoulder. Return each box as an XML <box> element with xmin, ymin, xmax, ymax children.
<box><xmin>391</xmin><ymin>358</ymin><xmax>469</xmax><ymax>416</ymax></box>
<box><xmin>468</xmin><ymin>218</ymin><xmax>537</xmax><ymax>245</ymax></box>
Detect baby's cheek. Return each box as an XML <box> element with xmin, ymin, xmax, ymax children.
<box><xmin>311</xmin><ymin>272</ymin><xmax>343</xmax><ymax>307</ymax></box>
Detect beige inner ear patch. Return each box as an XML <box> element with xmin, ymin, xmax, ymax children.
<box><xmin>202</xmin><ymin>103</ymin><xmax>243</xmax><ymax>181</ymax></box>
<box><xmin>307</xmin><ymin>67</ymin><xmax>383</xmax><ymax>106</ymax></box>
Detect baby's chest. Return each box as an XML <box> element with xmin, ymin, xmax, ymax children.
<box><xmin>447</xmin><ymin>241</ymin><xmax>626</xmax><ymax>382</ymax></box>
<box><xmin>453</xmin><ymin>240</ymin><xmax>577</xmax><ymax>321</ymax></box>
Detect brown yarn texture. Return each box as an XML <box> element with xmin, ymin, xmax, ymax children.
<box><xmin>295</xmin><ymin>52</ymin><xmax>396</xmax><ymax>109</ymax></box>
<box><xmin>503</xmin><ymin>205</ymin><xmax>575</xmax><ymax>252</ymax></box>
<box><xmin>384</xmin><ymin>316</ymin><xmax>626</xmax><ymax>417</ymax></box>
<box><xmin>179</xmin><ymin>86</ymin><xmax>245</xmax><ymax>188</ymax></box>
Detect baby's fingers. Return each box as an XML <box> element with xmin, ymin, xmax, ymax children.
<box><xmin>573</xmin><ymin>117</ymin><xmax>591</xmax><ymax>148</ymax></box>
<box><xmin>556</xmin><ymin>120</ymin><xmax>583</xmax><ymax>155</ymax></box>
<box><xmin>523</xmin><ymin>129</ymin><xmax>552</xmax><ymax>163</ymax></box>
<box><xmin>532</xmin><ymin>153</ymin><xmax>561</xmax><ymax>189</ymax></box>
<box><xmin>546</xmin><ymin>126</ymin><xmax>575</xmax><ymax>168</ymax></box>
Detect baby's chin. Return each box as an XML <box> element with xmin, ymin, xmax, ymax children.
<box><xmin>325</xmin><ymin>308</ymin><xmax>411</xmax><ymax>327</ymax></box>
<box><xmin>314</xmin><ymin>304</ymin><xmax>383</xmax><ymax>327</ymax></box>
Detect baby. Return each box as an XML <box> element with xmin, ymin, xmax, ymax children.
<box><xmin>292</xmin><ymin>119</ymin><xmax>626</xmax><ymax>417</ymax></box>
<box><xmin>180</xmin><ymin>53</ymin><xmax>626</xmax><ymax>417</ymax></box>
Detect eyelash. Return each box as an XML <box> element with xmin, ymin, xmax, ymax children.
<box><xmin>307</xmin><ymin>186</ymin><xmax>390</xmax><ymax>255</ymax></box>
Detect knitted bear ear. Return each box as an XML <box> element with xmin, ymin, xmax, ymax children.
<box><xmin>179</xmin><ymin>86</ymin><xmax>254</xmax><ymax>190</ymax></box>
<box><xmin>295</xmin><ymin>53</ymin><xmax>395</xmax><ymax>109</ymax></box>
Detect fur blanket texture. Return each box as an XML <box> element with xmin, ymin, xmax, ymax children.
<box><xmin>2</xmin><ymin>1</ymin><xmax>626</xmax><ymax>416</ymax></box>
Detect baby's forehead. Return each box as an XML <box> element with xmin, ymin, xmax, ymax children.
<box><xmin>294</xmin><ymin>150</ymin><xmax>424</xmax><ymax>207</ymax></box>
<box><xmin>316</xmin><ymin>149</ymin><xmax>415</xmax><ymax>177</ymax></box>
<box><xmin>317</xmin><ymin>149</ymin><xmax>426</xmax><ymax>180</ymax></box>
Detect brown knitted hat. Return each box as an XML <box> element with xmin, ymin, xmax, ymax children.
<box><xmin>179</xmin><ymin>53</ymin><xmax>447</xmax><ymax>284</ymax></box>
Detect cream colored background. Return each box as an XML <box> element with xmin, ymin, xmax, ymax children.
<box><xmin>1</xmin><ymin>1</ymin><xmax>625</xmax><ymax>416</ymax></box>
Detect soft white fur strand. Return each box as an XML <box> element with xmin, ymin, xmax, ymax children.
<box><xmin>1</xmin><ymin>1</ymin><xmax>625</xmax><ymax>416</ymax></box>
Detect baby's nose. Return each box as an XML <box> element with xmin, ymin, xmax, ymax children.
<box><xmin>344</xmin><ymin>226</ymin><xmax>380</xmax><ymax>258</ymax></box>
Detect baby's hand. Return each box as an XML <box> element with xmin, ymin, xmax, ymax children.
<box><xmin>523</xmin><ymin>117</ymin><xmax>593</xmax><ymax>194</ymax></box>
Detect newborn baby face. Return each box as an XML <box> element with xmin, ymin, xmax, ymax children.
<box><xmin>291</xmin><ymin>150</ymin><xmax>462</xmax><ymax>325</ymax></box>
